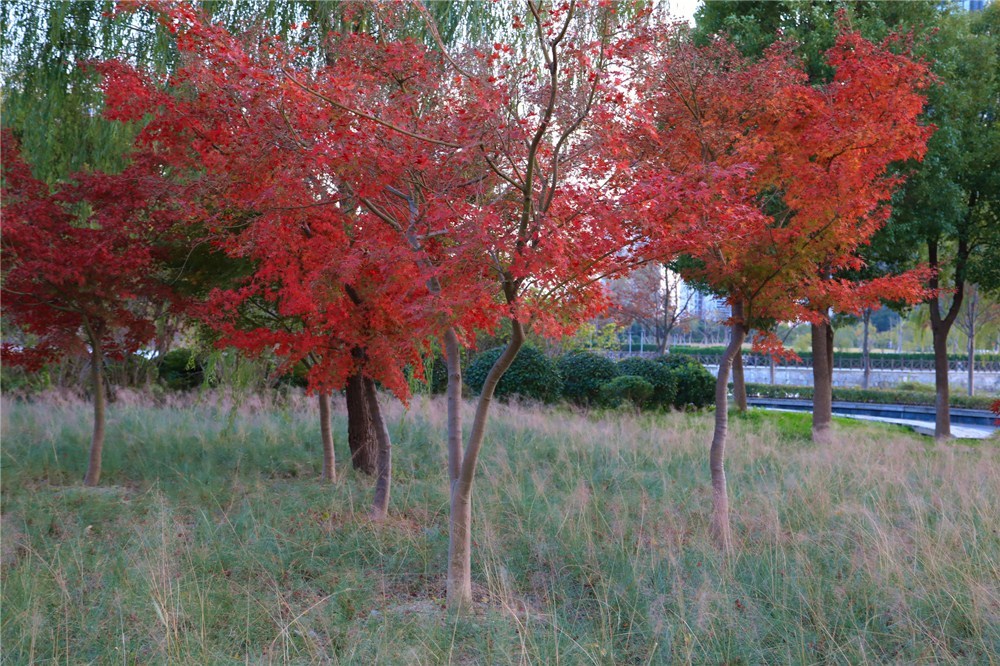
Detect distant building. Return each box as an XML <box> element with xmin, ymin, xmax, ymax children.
<box><xmin>952</xmin><ymin>0</ymin><xmax>988</xmax><ymax>11</ymax></box>
<box><xmin>675</xmin><ymin>277</ymin><xmax>728</xmax><ymax>322</ymax></box>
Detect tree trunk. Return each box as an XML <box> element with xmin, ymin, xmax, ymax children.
<box><xmin>932</xmin><ymin>327</ymin><xmax>952</xmax><ymax>438</ymax></box>
<box><xmin>811</xmin><ymin>321</ymin><xmax>834</xmax><ymax>444</ymax></box>
<box><xmin>83</xmin><ymin>330</ymin><xmax>106</xmax><ymax>487</ymax></box>
<box><xmin>926</xmin><ymin>237</ymin><xmax>965</xmax><ymax>440</ymax></box>
<box><xmin>444</xmin><ymin>328</ymin><xmax>463</xmax><ymax>482</ymax></box>
<box><xmin>447</xmin><ymin>320</ymin><xmax>525</xmax><ymax>611</ymax></box>
<box><xmin>345</xmin><ymin>370</ymin><xmax>377</xmax><ymax>474</ymax></box>
<box><xmin>769</xmin><ymin>355</ymin><xmax>776</xmax><ymax>385</ymax></box>
<box><xmin>861</xmin><ymin>308</ymin><xmax>871</xmax><ymax>390</ymax></box>
<box><xmin>967</xmin><ymin>328</ymin><xmax>975</xmax><ymax>397</ymax></box>
<box><xmin>710</xmin><ymin>303</ymin><xmax>745</xmax><ymax>557</ymax></box>
<box><xmin>365</xmin><ymin>378</ymin><xmax>392</xmax><ymax>521</ymax></box>
<box><xmin>318</xmin><ymin>391</ymin><xmax>335</xmax><ymax>482</ymax></box>
<box><xmin>732</xmin><ymin>350</ymin><xmax>747</xmax><ymax>412</ymax></box>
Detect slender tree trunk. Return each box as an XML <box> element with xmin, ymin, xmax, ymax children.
<box><xmin>968</xmin><ymin>331</ymin><xmax>974</xmax><ymax>397</ymax></box>
<box><xmin>346</xmin><ymin>369</ymin><xmax>377</xmax><ymax>474</ymax></box>
<box><xmin>365</xmin><ymin>378</ymin><xmax>392</xmax><ymax>521</ymax></box>
<box><xmin>83</xmin><ymin>328</ymin><xmax>106</xmax><ymax>487</ymax></box>
<box><xmin>447</xmin><ymin>320</ymin><xmax>525</xmax><ymax>611</ymax></box>
<box><xmin>318</xmin><ymin>391</ymin><xmax>335</xmax><ymax>482</ymax></box>
<box><xmin>732</xmin><ymin>350</ymin><xmax>747</xmax><ymax>412</ymax></box>
<box><xmin>442</xmin><ymin>328</ymin><xmax>466</xmax><ymax>603</ymax></box>
<box><xmin>444</xmin><ymin>328</ymin><xmax>463</xmax><ymax>481</ymax></box>
<box><xmin>769</xmin><ymin>355</ymin><xmax>776</xmax><ymax>385</ymax></box>
<box><xmin>861</xmin><ymin>308</ymin><xmax>871</xmax><ymax>390</ymax></box>
<box><xmin>710</xmin><ymin>303</ymin><xmax>745</xmax><ymax>556</ymax></box>
<box><xmin>811</xmin><ymin>321</ymin><xmax>834</xmax><ymax>444</ymax></box>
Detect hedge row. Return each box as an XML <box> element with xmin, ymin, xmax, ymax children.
<box><xmin>744</xmin><ymin>383</ymin><xmax>998</xmax><ymax>411</ymax></box>
<box><xmin>668</xmin><ymin>346</ymin><xmax>1000</xmax><ymax>365</ymax></box>
<box><xmin>465</xmin><ymin>347</ymin><xmax>715</xmax><ymax>410</ymax></box>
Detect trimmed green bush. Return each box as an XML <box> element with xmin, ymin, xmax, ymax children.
<box><xmin>465</xmin><ymin>345</ymin><xmax>563</xmax><ymax>403</ymax></box>
<box><xmin>744</xmin><ymin>383</ymin><xmax>998</xmax><ymax>411</ymax></box>
<box><xmin>558</xmin><ymin>352</ymin><xmax>619</xmax><ymax>405</ymax></box>
<box><xmin>655</xmin><ymin>355</ymin><xmax>715</xmax><ymax>409</ymax></box>
<box><xmin>600</xmin><ymin>375</ymin><xmax>654</xmax><ymax>410</ymax></box>
<box><xmin>616</xmin><ymin>357</ymin><xmax>677</xmax><ymax>409</ymax></box>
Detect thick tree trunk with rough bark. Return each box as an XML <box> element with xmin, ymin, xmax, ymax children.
<box><xmin>447</xmin><ymin>320</ymin><xmax>525</xmax><ymax>611</ymax></box>
<box><xmin>811</xmin><ymin>321</ymin><xmax>834</xmax><ymax>444</ymax></box>
<box><xmin>861</xmin><ymin>309</ymin><xmax>871</xmax><ymax>390</ymax></box>
<box><xmin>365</xmin><ymin>378</ymin><xmax>392</xmax><ymax>521</ymax></box>
<box><xmin>318</xmin><ymin>391</ymin><xmax>335</xmax><ymax>482</ymax></box>
<box><xmin>932</xmin><ymin>327</ymin><xmax>952</xmax><ymax>438</ymax></box>
<box><xmin>732</xmin><ymin>350</ymin><xmax>747</xmax><ymax>412</ymax></box>
<box><xmin>346</xmin><ymin>370</ymin><xmax>377</xmax><ymax>474</ymax></box>
<box><xmin>710</xmin><ymin>303</ymin><xmax>745</xmax><ymax>556</ymax></box>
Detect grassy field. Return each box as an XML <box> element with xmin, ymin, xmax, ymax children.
<box><xmin>1</xmin><ymin>391</ymin><xmax>998</xmax><ymax>664</ymax></box>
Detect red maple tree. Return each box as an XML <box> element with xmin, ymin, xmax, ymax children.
<box><xmin>1</xmin><ymin>131</ymin><xmax>176</xmax><ymax>485</ymax></box>
<box><xmin>617</xmin><ymin>26</ymin><xmax>933</xmax><ymax>551</ymax></box>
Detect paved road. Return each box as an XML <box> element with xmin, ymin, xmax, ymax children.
<box><xmin>747</xmin><ymin>397</ymin><xmax>998</xmax><ymax>440</ymax></box>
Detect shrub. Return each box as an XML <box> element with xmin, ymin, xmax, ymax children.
<box><xmin>558</xmin><ymin>352</ymin><xmax>619</xmax><ymax>405</ymax></box>
<box><xmin>616</xmin><ymin>357</ymin><xmax>677</xmax><ymax>409</ymax></box>
<box><xmin>429</xmin><ymin>355</ymin><xmax>449</xmax><ymax>394</ymax></box>
<box><xmin>655</xmin><ymin>355</ymin><xmax>715</xmax><ymax>409</ymax></box>
<box><xmin>600</xmin><ymin>375</ymin><xmax>654</xmax><ymax>410</ymax></box>
<box><xmin>465</xmin><ymin>345</ymin><xmax>563</xmax><ymax>403</ymax></box>
<box><xmin>744</xmin><ymin>383</ymin><xmax>998</xmax><ymax>411</ymax></box>
<box><xmin>0</xmin><ymin>363</ymin><xmax>52</xmax><ymax>396</ymax></box>
<box><xmin>157</xmin><ymin>348</ymin><xmax>205</xmax><ymax>391</ymax></box>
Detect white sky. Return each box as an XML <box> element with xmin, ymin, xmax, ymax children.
<box><xmin>666</xmin><ymin>0</ymin><xmax>703</xmax><ymax>25</ymax></box>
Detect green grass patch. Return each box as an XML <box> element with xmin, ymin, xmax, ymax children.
<box><xmin>2</xmin><ymin>392</ymin><xmax>998</xmax><ymax>663</ymax></box>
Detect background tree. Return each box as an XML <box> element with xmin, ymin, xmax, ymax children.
<box><xmin>607</xmin><ymin>264</ymin><xmax>693</xmax><ymax>353</ymax></box>
<box><xmin>954</xmin><ymin>284</ymin><xmax>1000</xmax><ymax>396</ymax></box>
<box><xmin>891</xmin><ymin>5</ymin><xmax>1000</xmax><ymax>436</ymax></box>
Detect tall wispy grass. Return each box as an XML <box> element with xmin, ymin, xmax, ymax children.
<box><xmin>2</xmin><ymin>391</ymin><xmax>997</xmax><ymax>663</ymax></box>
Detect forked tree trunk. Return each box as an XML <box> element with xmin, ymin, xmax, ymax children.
<box><xmin>732</xmin><ymin>351</ymin><xmax>747</xmax><ymax>412</ymax></box>
<box><xmin>927</xmin><ymin>237</ymin><xmax>965</xmax><ymax>440</ymax></box>
<box><xmin>447</xmin><ymin>320</ymin><xmax>525</xmax><ymax>611</ymax></box>
<box><xmin>83</xmin><ymin>328</ymin><xmax>106</xmax><ymax>487</ymax></box>
<box><xmin>318</xmin><ymin>391</ymin><xmax>335</xmax><ymax>482</ymax></box>
<box><xmin>861</xmin><ymin>308</ymin><xmax>871</xmax><ymax>390</ymax></box>
<box><xmin>346</xmin><ymin>370</ymin><xmax>377</xmax><ymax>474</ymax></box>
<box><xmin>710</xmin><ymin>303</ymin><xmax>745</xmax><ymax>556</ymax></box>
<box><xmin>811</xmin><ymin>321</ymin><xmax>835</xmax><ymax>444</ymax></box>
<box><xmin>365</xmin><ymin>378</ymin><xmax>392</xmax><ymax>521</ymax></box>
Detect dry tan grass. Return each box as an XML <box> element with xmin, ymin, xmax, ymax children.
<box><xmin>2</xmin><ymin>392</ymin><xmax>998</xmax><ymax>663</ymax></box>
